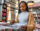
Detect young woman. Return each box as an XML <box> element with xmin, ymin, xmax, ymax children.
<box><xmin>2</xmin><ymin>1</ymin><xmax>35</xmax><ymax>31</ymax></box>
<box><xmin>10</xmin><ymin>1</ymin><xmax>35</xmax><ymax>31</ymax></box>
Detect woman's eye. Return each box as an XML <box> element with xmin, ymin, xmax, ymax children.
<box><xmin>22</xmin><ymin>7</ymin><xmax>24</xmax><ymax>8</ymax></box>
<box><xmin>20</xmin><ymin>6</ymin><xmax>24</xmax><ymax>8</ymax></box>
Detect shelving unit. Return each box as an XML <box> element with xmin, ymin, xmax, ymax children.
<box><xmin>2</xmin><ymin>3</ymin><xmax>7</xmax><ymax>22</ymax></box>
<box><xmin>0</xmin><ymin>0</ymin><xmax>4</xmax><ymax>22</ymax></box>
<box><xmin>4</xmin><ymin>0</ymin><xmax>16</xmax><ymax>22</ymax></box>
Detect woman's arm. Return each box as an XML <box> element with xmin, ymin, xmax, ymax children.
<box><xmin>27</xmin><ymin>12</ymin><xmax>35</xmax><ymax>31</ymax></box>
<box><xmin>28</xmin><ymin>12</ymin><xmax>35</xmax><ymax>25</ymax></box>
<box><xmin>10</xmin><ymin>14</ymin><xmax>19</xmax><ymax>24</ymax></box>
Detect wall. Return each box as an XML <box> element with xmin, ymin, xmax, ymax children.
<box><xmin>20</xmin><ymin>0</ymin><xmax>40</xmax><ymax>2</ymax></box>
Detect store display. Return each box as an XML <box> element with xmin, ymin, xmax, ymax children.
<box><xmin>2</xmin><ymin>18</ymin><xmax>6</xmax><ymax>20</ymax></box>
<box><xmin>11</xmin><ymin>8</ymin><xmax>15</xmax><ymax>21</ymax></box>
<box><xmin>2</xmin><ymin>3</ymin><xmax>7</xmax><ymax>22</ymax></box>
<box><xmin>2</xmin><ymin>13</ymin><xmax>6</xmax><ymax>16</ymax></box>
<box><xmin>2</xmin><ymin>9</ymin><xmax>7</xmax><ymax>13</ymax></box>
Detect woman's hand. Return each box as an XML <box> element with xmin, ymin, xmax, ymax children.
<box><xmin>21</xmin><ymin>26</ymin><xmax>27</xmax><ymax>30</ymax></box>
<box><xmin>10</xmin><ymin>20</ymin><xmax>15</xmax><ymax>24</ymax></box>
<box><xmin>27</xmin><ymin>24</ymin><xmax>35</xmax><ymax>30</ymax></box>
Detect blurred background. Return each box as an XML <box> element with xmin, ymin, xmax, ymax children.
<box><xmin>0</xmin><ymin>0</ymin><xmax>40</xmax><ymax>31</ymax></box>
<box><xmin>0</xmin><ymin>0</ymin><xmax>40</xmax><ymax>24</ymax></box>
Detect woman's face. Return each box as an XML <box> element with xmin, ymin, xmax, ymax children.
<box><xmin>20</xmin><ymin>3</ymin><xmax>26</xmax><ymax>12</ymax></box>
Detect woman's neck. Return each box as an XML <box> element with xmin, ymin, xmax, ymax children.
<box><xmin>22</xmin><ymin>11</ymin><xmax>27</xmax><ymax>12</ymax></box>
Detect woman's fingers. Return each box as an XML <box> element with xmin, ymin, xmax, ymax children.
<box><xmin>21</xmin><ymin>26</ymin><xmax>27</xmax><ymax>29</ymax></box>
